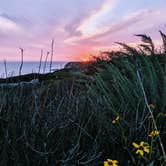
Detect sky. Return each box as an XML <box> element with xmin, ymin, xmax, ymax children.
<box><xmin>0</xmin><ymin>0</ymin><xmax>166</xmax><ymax>61</ymax></box>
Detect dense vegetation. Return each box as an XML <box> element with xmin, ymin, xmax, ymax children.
<box><xmin>0</xmin><ymin>32</ymin><xmax>166</xmax><ymax>165</ymax></box>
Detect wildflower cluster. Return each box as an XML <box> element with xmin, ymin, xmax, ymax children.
<box><xmin>104</xmin><ymin>101</ymin><xmax>164</xmax><ymax>165</ymax></box>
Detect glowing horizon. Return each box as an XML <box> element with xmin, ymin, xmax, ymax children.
<box><xmin>0</xmin><ymin>0</ymin><xmax>166</xmax><ymax>61</ymax></box>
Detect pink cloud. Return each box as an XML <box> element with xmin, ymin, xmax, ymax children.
<box><xmin>65</xmin><ymin>8</ymin><xmax>166</xmax><ymax>54</ymax></box>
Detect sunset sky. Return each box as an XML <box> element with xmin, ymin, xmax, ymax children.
<box><xmin>0</xmin><ymin>0</ymin><xmax>166</xmax><ymax>61</ymax></box>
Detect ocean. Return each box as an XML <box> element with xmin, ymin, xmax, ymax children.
<box><xmin>0</xmin><ymin>61</ymin><xmax>67</xmax><ymax>78</ymax></box>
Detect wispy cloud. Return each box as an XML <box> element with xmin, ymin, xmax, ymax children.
<box><xmin>66</xmin><ymin>8</ymin><xmax>166</xmax><ymax>45</ymax></box>
<box><xmin>0</xmin><ymin>14</ymin><xmax>24</xmax><ymax>35</ymax></box>
<box><xmin>76</xmin><ymin>0</ymin><xmax>115</xmax><ymax>37</ymax></box>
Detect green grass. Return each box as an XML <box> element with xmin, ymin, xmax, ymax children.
<box><xmin>0</xmin><ymin>32</ymin><xmax>166</xmax><ymax>165</ymax></box>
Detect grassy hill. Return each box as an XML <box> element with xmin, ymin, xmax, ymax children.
<box><xmin>0</xmin><ymin>33</ymin><xmax>166</xmax><ymax>166</ymax></box>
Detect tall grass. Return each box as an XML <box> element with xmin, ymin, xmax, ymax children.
<box><xmin>0</xmin><ymin>32</ymin><xmax>166</xmax><ymax>165</ymax></box>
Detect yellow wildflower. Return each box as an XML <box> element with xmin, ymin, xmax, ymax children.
<box><xmin>132</xmin><ymin>141</ymin><xmax>150</xmax><ymax>156</ymax></box>
<box><xmin>112</xmin><ymin>116</ymin><xmax>120</xmax><ymax>124</ymax></box>
<box><xmin>148</xmin><ymin>104</ymin><xmax>155</xmax><ymax>110</ymax></box>
<box><xmin>148</xmin><ymin>130</ymin><xmax>159</xmax><ymax>137</ymax></box>
<box><xmin>104</xmin><ymin>159</ymin><xmax>119</xmax><ymax>166</ymax></box>
<box><xmin>161</xmin><ymin>113</ymin><xmax>166</xmax><ymax>117</ymax></box>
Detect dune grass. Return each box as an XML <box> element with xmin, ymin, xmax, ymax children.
<box><xmin>0</xmin><ymin>32</ymin><xmax>166</xmax><ymax>165</ymax></box>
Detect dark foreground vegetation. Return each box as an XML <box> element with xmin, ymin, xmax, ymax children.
<box><xmin>0</xmin><ymin>32</ymin><xmax>166</xmax><ymax>166</ymax></box>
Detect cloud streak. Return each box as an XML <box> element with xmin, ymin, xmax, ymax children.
<box><xmin>0</xmin><ymin>14</ymin><xmax>23</xmax><ymax>35</ymax></box>
<box><xmin>66</xmin><ymin>8</ymin><xmax>166</xmax><ymax>46</ymax></box>
<box><xmin>76</xmin><ymin>0</ymin><xmax>115</xmax><ymax>37</ymax></box>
